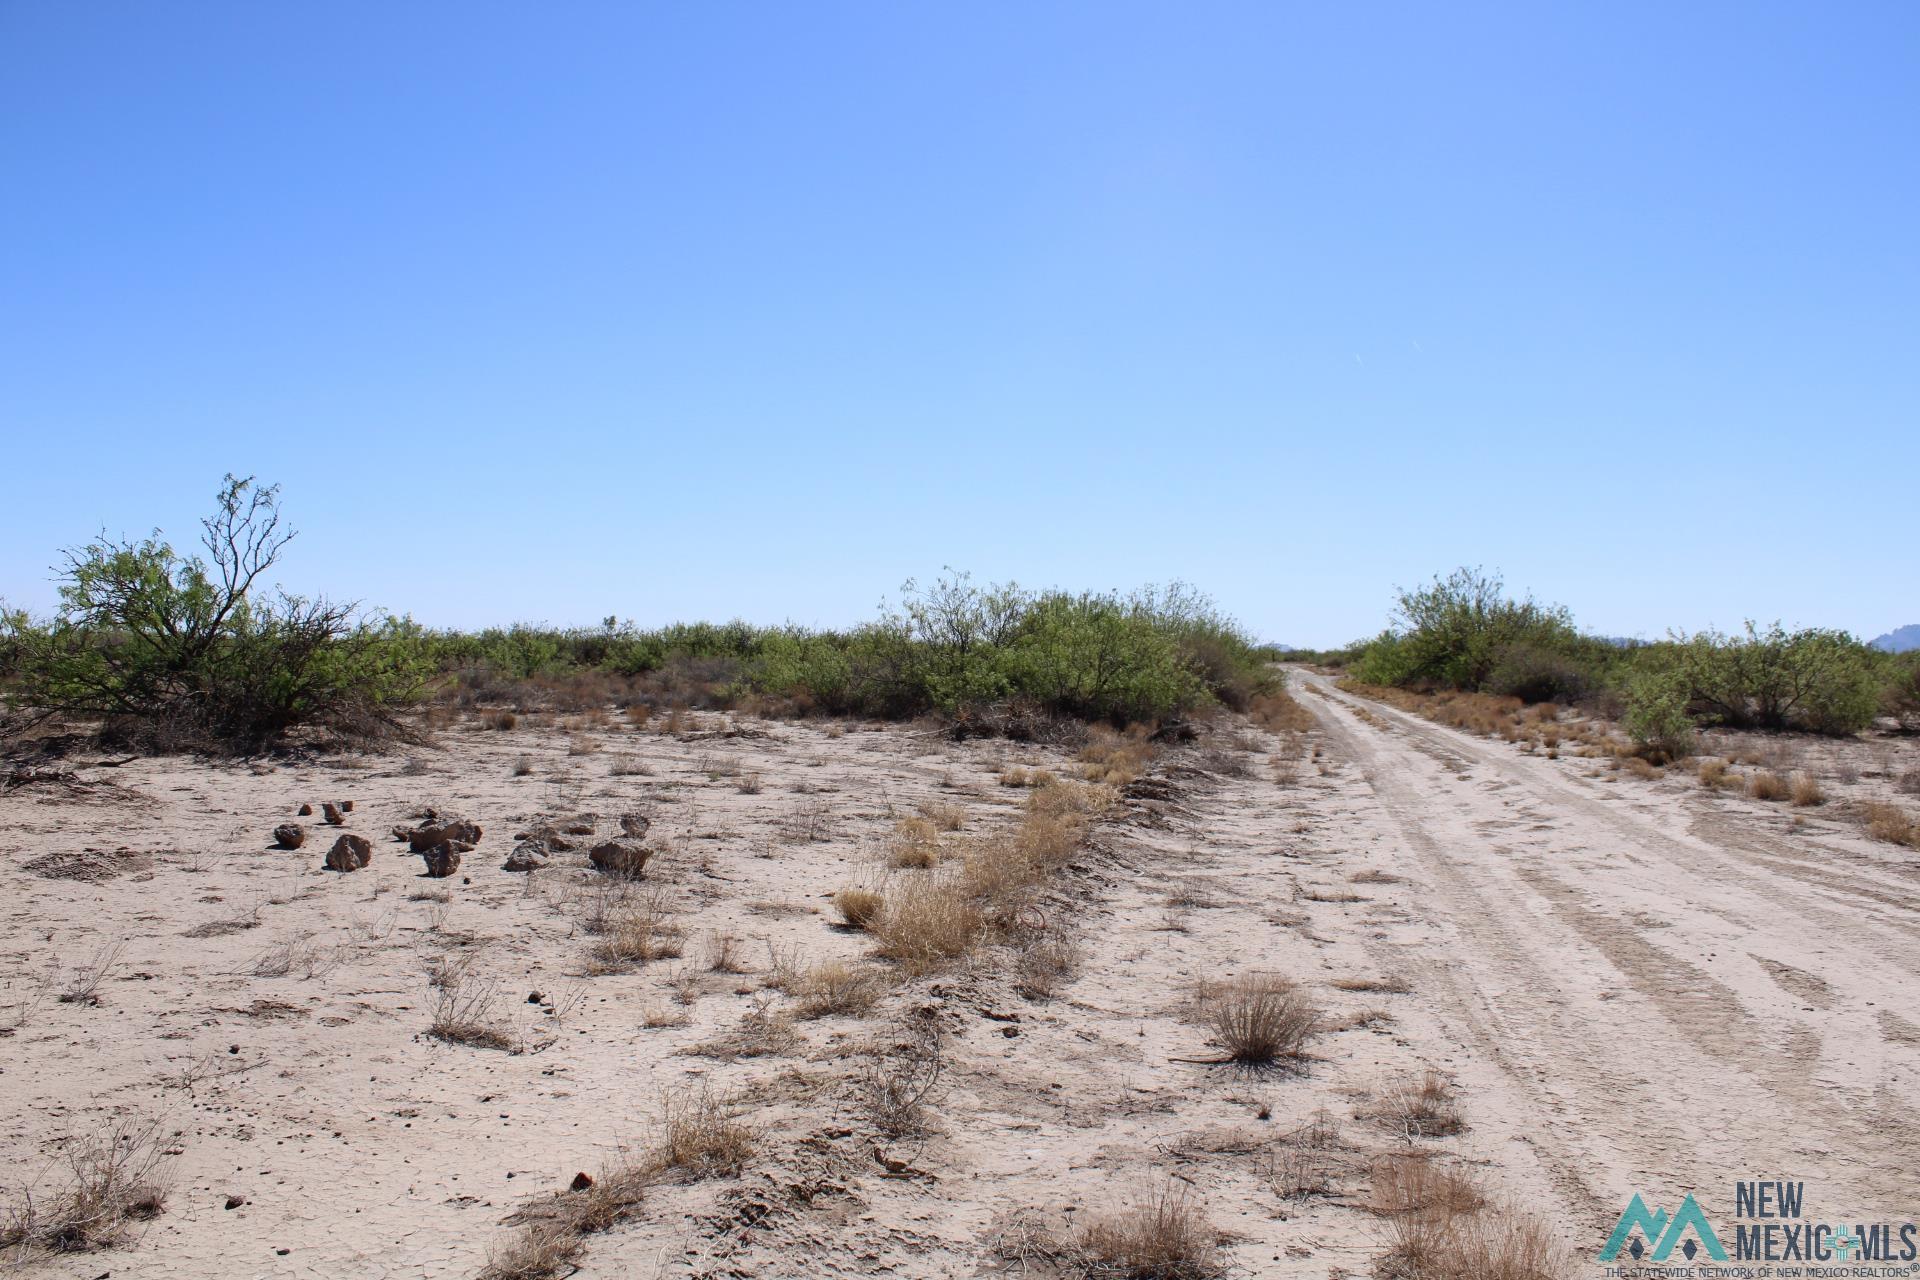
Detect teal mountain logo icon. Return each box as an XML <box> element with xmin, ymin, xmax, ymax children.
<box><xmin>1601</xmin><ymin>1193</ymin><xmax>1729</xmax><ymax>1262</ymax></box>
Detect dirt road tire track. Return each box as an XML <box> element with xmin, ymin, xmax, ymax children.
<box><xmin>1292</xmin><ymin>668</ymin><xmax>1920</xmax><ymax>1234</ymax></box>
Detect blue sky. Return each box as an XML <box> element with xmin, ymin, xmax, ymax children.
<box><xmin>2</xmin><ymin>3</ymin><xmax>1915</xmax><ymax>646</ymax></box>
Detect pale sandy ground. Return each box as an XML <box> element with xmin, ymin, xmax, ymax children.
<box><xmin>2</xmin><ymin>674</ymin><xmax>1916</xmax><ymax>1278</ymax></box>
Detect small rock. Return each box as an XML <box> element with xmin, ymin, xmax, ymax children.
<box><xmin>272</xmin><ymin>824</ymin><xmax>306</xmax><ymax>850</ymax></box>
<box><xmin>340</xmin><ymin>800</ymin><xmax>354</xmax><ymax>813</ymax></box>
<box><xmin>225</xmin><ymin>1194</ymin><xmax>247</xmax><ymax>1210</ymax></box>
<box><xmin>321</xmin><ymin>802</ymin><xmax>345</xmax><ymax>826</ymax></box>
<box><xmin>323</xmin><ymin>833</ymin><xmax>373</xmax><ymax>872</ymax></box>
<box><xmin>588</xmin><ymin>838</ymin><xmax>651</xmax><ymax>878</ymax></box>
<box><xmin>561</xmin><ymin>819</ymin><xmax>595</xmax><ymax>836</ymax></box>
<box><xmin>569</xmin><ymin>1171</ymin><xmax>594</xmax><ymax>1192</ymax></box>
<box><xmin>501</xmin><ymin>843</ymin><xmax>549</xmax><ymax>873</ymax></box>
<box><xmin>297</xmin><ymin>803</ymin><xmax>313</xmax><ymax>817</ymax></box>
<box><xmin>527</xmin><ymin>991</ymin><xmax>543</xmax><ymax>1004</ymax></box>
<box><xmin>420</xmin><ymin>846</ymin><xmax>462</xmax><ymax>878</ymax></box>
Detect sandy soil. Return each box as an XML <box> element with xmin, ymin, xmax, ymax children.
<box><xmin>2</xmin><ymin>679</ymin><xmax>1915</xmax><ymax>1278</ymax></box>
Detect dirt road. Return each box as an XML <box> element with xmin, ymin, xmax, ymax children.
<box><xmin>1287</xmin><ymin>668</ymin><xmax>1920</xmax><ymax>1236</ymax></box>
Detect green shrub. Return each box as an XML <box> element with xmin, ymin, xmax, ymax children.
<box><xmin>5</xmin><ymin>476</ymin><xmax>428</xmax><ymax>752</ymax></box>
<box><xmin>1388</xmin><ymin>567</ymin><xmax>1579</xmax><ymax>691</ymax></box>
<box><xmin>1623</xmin><ymin>669</ymin><xmax>1696</xmax><ymax>761</ymax></box>
<box><xmin>1668</xmin><ymin>623</ymin><xmax>1879</xmax><ymax>735</ymax></box>
<box><xmin>1484</xmin><ymin>641</ymin><xmax>1599</xmax><ymax>705</ymax></box>
<box><xmin>1885</xmin><ymin>652</ymin><xmax>1920</xmax><ymax>729</ymax></box>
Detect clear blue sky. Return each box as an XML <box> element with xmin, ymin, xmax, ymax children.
<box><xmin>3</xmin><ymin>3</ymin><xmax>1915</xmax><ymax>647</ymax></box>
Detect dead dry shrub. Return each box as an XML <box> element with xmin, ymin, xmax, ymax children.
<box><xmin>0</xmin><ymin>1115</ymin><xmax>174</xmax><ymax>1257</ymax></box>
<box><xmin>1695</xmin><ymin>758</ymin><xmax>1729</xmax><ymax>789</ymax></box>
<box><xmin>1014</xmin><ymin>927</ymin><xmax>1082</xmax><ymax>1000</ymax></box>
<box><xmin>917</xmin><ymin>800</ymin><xmax>967</xmax><ymax>831</ymax></box>
<box><xmin>1368</xmin><ymin>1153</ymin><xmax>1486</xmax><ymax>1218</ymax></box>
<box><xmin>587</xmin><ymin>895</ymin><xmax>686</xmax><ymax>972</ymax></box>
<box><xmin>55</xmin><ymin>942</ymin><xmax>125</xmax><ymax>1007</ymax></box>
<box><xmin>833</xmin><ymin>885</ymin><xmax>885</xmax><ymax>930</ymax></box>
<box><xmin>652</xmin><ymin>1086</ymin><xmax>753</xmax><ymax>1179</ymax></box>
<box><xmin>1079</xmin><ymin>725</ymin><xmax>1157</xmax><ymax>786</ymax></box>
<box><xmin>429</xmin><ymin>981</ymin><xmax>517</xmax><ymax>1051</ymax></box>
<box><xmin>870</xmin><ymin>878</ymin><xmax>983</xmax><ymax>975</ymax></box>
<box><xmin>1078</xmin><ymin>1180</ymin><xmax>1221</xmax><ymax>1279</ymax></box>
<box><xmin>703</xmin><ymin>930</ymin><xmax>749</xmax><ymax>974</ymax></box>
<box><xmin>1378</xmin><ymin>1201</ymin><xmax>1568</xmax><ymax>1280</ymax></box>
<box><xmin>1197</xmin><ymin>974</ymin><xmax>1316</xmax><ymax>1065</ymax></box>
<box><xmin>478</xmin><ymin>1159</ymin><xmax>651</xmax><ymax>1280</ymax></box>
<box><xmin>1251</xmin><ymin>686</ymin><xmax>1315</xmax><ymax>735</ymax></box>
<box><xmin>1748</xmin><ymin>770</ymin><xmax>1789</xmax><ymax>801</ymax></box>
<box><xmin>1865</xmin><ymin>803</ymin><xmax>1919</xmax><ymax>848</ymax></box>
<box><xmin>1363</xmin><ymin>1070</ymin><xmax>1465</xmax><ymax>1139</ymax></box>
<box><xmin>860</xmin><ymin>1015</ymin><xmax>944</xmax><ymax>1137</ymax></box>
<box><xmin>888</xmin><ymin>816</ymin><xmax>943</xmax><ymax>869</ymax></box>
<box><xmin>688</xmin><ymin>994</ymin><xmax>798</xmax><ymax>1060</ymax></box>
<box><xmin>1788</xmin><ymin>772</ymin><xmax>1825</xmax><ymax>807</ymax></box>
<box><xmin>794</xmin><ymin>960</ymin><xmax>886</xmax><ymax>1019</ymax></box>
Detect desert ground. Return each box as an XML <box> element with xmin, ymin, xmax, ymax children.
<box><xmin>2</xmin><ymin>670</ymin><xmax>1916</xmax><ymax>1278</ymax></box>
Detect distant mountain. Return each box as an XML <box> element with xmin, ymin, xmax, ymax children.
<box><xmin>1871</xmin><ymin>624</ymin><xmax>1920</xmax><ymax>653</ymax></box>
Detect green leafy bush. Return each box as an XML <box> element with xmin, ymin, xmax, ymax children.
<box><xmin>5</xmin><ymin>477</ymin><xmax>429</xmax><ymax>752</ymax></box>
<box><xmin>1623</xmin><ymin>669</ymin><xmax>1696</xmax><ymax>761</ymax></box>
<box><xmin>1665</xmin><ymin>623</ymin><xmax>1879</xmax><ymax>735</ymax></box>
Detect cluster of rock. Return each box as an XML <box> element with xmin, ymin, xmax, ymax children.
<box><xmin>273</xmin><ymin>802</ymin><xmax>656</xmax><ymax>881</ymax></box>
<box><xmin>392</xmin><ymin>810</ymin><xmax>482</xmax><ymax>878</ymax></box>
<box><xmin>505</xmin><ymin>812</ymin><xmax>654</xmax><ymax>878</ymax></box>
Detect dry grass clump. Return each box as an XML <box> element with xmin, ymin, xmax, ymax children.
<box><xmin>1251</xmin><ymin>686</ymin><xmax>1315</xmax><ymax>734</ymax></box>
<box><xmin>1014</xmin><ymin>928</ymin><xmax>1082</xmax><ymax>1000</ymax></box>
<box><xmin>1621</xmin><ymin>756</ymin><xmax>1661</xmax><ymax>781</ymax></box>
<box><xmin>510</xmin><ymin>754</ymin><xmax>534</xmax><ymax>777</ymax></box>
<box><xmin>688</xmin><ymin>995</ymin><xmax>799</xmax><ymax>1059</ymax></box>
<box><xmin>870</xmin><ymin>877</ymin><xmax>985</xmax><ymax>975</ymax></box>
<box><xmin>888</xmin><ymin>816</ymin><xmax>943</xmax><ymax>869</ymax></box>
<box><xmin>1865</xmin><ymin>803</ymin><xmax>1920</xmax><ymax>848</ymax></box>
<box><xmin>1078</xmin><ymin>1180</ymin><xmax>1221</xmax><ymax>1279</ymax></box>
<box><xmin>871</xmin><ymin>776</ymin><xmax>1109</xmax><ymax>977</ymax></box>
<box><xmin>1788</xmin><ymin>771</ymin><xmax>1825</xmax><ymax>807</ymax></box>
<box><xmin>1368</xmin><ymin>1151</ymin><xmax>1568</xmax><ymax>1280</ymax></box>
<box><xmin>1079</xmin><ymin>725</ymin><xmax>1157</xmax><ymax>786</ymax></box>
<box><xmin>1748</xmin><ymin>770</ymin><xmax>1789</xmax><ymax>801</ymax></box>
<box><xmin>917</xmin><ymin>800</ymin><xmax>967</xmax><ymax>831</ymax></box>
<box><xmin>478</xmin><ymin>1162</ymin><xmax>650</xmax><ymax>1280</ymax></box>
<box><xmin>794</xmin><ymin>960</ymin><xmax>886</xmax><ymax>1018</ymax></box>
<box><xmin>1196</xmin><ymin>974</ymin><xmax>1317</xmax><ymax>1065</ymax></box>
<box><xmin>587</xmin><ymin>897</ymin><xmax>686</xmax><ymax>972</ymax></box>
<box><xmin>652</xmin><ymin>1086</ymin><xmax>754</xmax><ymax>1179</ymax></box>
<box><xmin>1695</xmin><ymin>757</ymin><xmax>1729</xmax><ymax>788</ymax></box>
<box><xmin>0</xmin><ymin>1116</ymin><xmax>174</xmax><ymax>1257</ymax></box>
<box><xmin>1368</xmin><ymin>1153</ymin><xmax>1486</xmax><ymax>1218</ymax></box>
<box><xmin>429</xmin><ymin>982</ymin><xmax>518</xmax><ymax>1051</ymax></box>
<box><xmin>1363</xmin><ymin>1070</ymin><xmax>1465</xmax><ymax>1139</ymax></box>
<box><xmin>832</xmin><ymin>886</ymin><xmax>885</xmax><ymax>930</ymax></box>
<box><xmin>997</xmin><ymin>765</ymin><xmax>1057</xmax><ymax>789</ymax></box>
<box><xmin>1379</xmin><ymin>1203</ymin><xmax>1568</xmax><ymax>1280</ymax></box>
